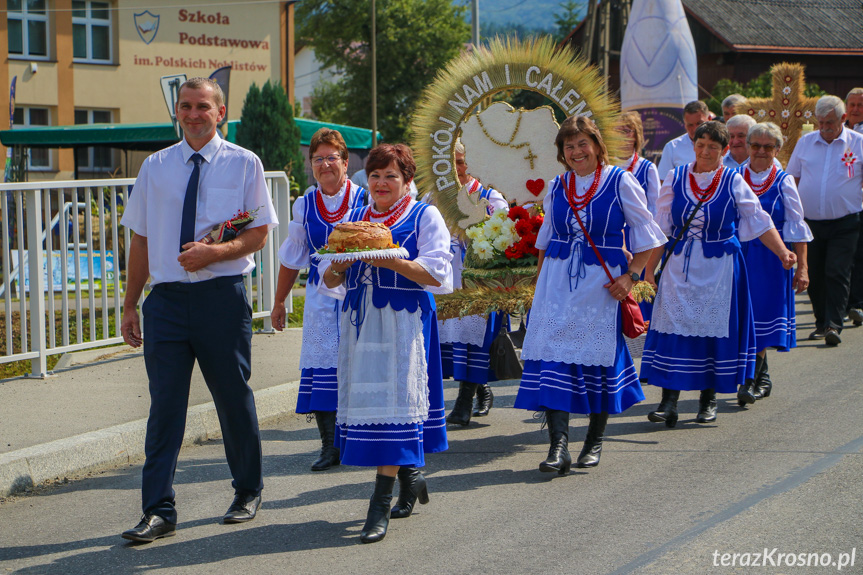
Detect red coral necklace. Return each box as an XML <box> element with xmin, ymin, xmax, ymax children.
<box><xmin>364</xmin><ymin>194</ymin><xmax>411</xmax><ymax>227</ymax></box>
<box><xmin>566</xmin><ymin>163</ymin><xmax>603</xmax><ymax>212</ymax></box>
<box><xmin>744</xmin><ymin>165</ymin><xmax>777</xmax><ymax>196</ymax></box>
<box><xmin>626</xmin><ymin>153</ymin><xmax>639</xmax><ymax>173</ymax></box>
<box><xmin>689</xmin><ymin>165</ymin><xmax>724</xmax><ymax>202</ymax></box>
<box><xmin>316</xmin><ymin>181</ymin><xmax>352</xmax><ymax>223</ymax></box>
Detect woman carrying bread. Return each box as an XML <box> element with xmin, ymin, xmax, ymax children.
<box><xmin>270</xmin><ymin>128</ymin><xmax>367</xmax><ymax>472</ymax></box>
<box><xmin>320</xmin><ymin>144</ymin><xmax>453</xmax><ymax>543</ymax></box>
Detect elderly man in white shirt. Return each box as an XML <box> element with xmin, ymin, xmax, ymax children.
<box><xmin>656</xmin><ymin>100</ymin><xmax>710</xmax><ymax>180</ymax></box>
<box><xmin>787</xmin><ymin>95</ymin><xmax>863</xmax><ymax>345</ymax></box>
<box><xmin>846</xmin><ymin>88</ymin><xmax>863</xmax><ymax>134</ymax></box>
<box><xmin>723</xmin><ymin>115</ymin><xmax>756</xmax><ymax>169</ymax></box>
<box><xmin>119</xmin><ymin>77</ymin><xmax>278</xmax><ymax>541</ymax></box>
<box><xmin>722</xmin><ymin>93</ymin><xmax>746</xmax><ymax>122</ymax></box>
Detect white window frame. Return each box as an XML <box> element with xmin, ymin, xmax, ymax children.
<box><xmin>72</xmin><ymin>1</ymin><xmax>113</xmax><ymax>63</ymax></box>
<box><xmin>12</xmin><ymin>106</ymin><xmax>52</xmax><ymax>171</ymax></box>
<box><xmin>74</xmin><ymin>109</ymin><xmax>115</xmax><ymax>172</ymax></box>
<box><xmin>7</xmin><ymin>0</ymin><xmax>50</xmax><ymax>60</ymax></box>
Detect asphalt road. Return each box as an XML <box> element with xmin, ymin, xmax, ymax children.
<box><xmin>0</xmin><ymin>304</ymin><xmax>861</xmax><ymax>574</ymax></box>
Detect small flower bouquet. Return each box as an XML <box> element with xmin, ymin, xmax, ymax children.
<box><xmin>200</xmin><ymin>208</ymin><xmax>260</xmax><ymax>245</ymax></box>
<box><xmin>464</xmin><ymin>205</ymin><xmax>543</xmax><ymax>269</ymax></box>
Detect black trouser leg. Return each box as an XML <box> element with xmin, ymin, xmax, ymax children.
<box><xmin>807</xmin><ymin>215</ymin><xmax>860</xmax><ymax>332</ymax></box>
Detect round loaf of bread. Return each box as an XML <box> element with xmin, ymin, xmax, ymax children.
<box><xmin>327</xmin><ymin>221</ymin><xmax>395</xmax><ymax>251</ymax></box>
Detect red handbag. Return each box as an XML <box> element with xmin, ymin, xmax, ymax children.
<box><xmin>573</xmin><ymin>210</ymin><xmax>646</xmax><ymax>339</ymax></box>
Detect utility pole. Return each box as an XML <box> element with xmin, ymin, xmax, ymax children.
<box><xmin>371</xmin><ymin>0</ymin><xmax>377</xmax><ymax>146</ymax></box>
<box><xmin>471</xmin><ymin>0</ymin><xmax>480</xmax><ymax>48</ymax></box>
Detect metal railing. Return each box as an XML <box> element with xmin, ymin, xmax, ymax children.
<box><xmin>0</xmin><ymin>172</ymin><xmax>292</xmax><ymax>378</ymax></box>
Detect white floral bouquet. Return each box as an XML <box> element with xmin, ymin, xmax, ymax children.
<box><xmin>463</xmin><ymin>206</ymin><xmax>541</xmax><ymax>269</ymax></box>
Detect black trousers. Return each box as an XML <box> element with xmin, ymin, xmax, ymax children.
<box><xmin>847</xmin><ymin>217</ymin><xmax>863</xmax><ymax>309</ymax></box>
<box><xmin>141</xmin><ymin>275</ymin><xmax>263</xmax><ymax>524</ymax></box>
<box><xmin>806</xmin><ymin>214</ymin><xmax>860</xmax><ymax>332</ymax></box>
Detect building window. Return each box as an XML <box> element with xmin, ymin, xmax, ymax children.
<box><xmin>74</xmin><ymin>109</ymin><xmax>115</xmax><ymax>172</ymax></box>
<box><xmin>8</xmin><ymin>0</ymin><xmax>49</xmax><ymax>59</ymax></box>
<box><xmin>12</xmin><ymin>107</ymin><xmax>51</xmax><ymax>170</ymax></box>
<box><xmin>73</xmin><ymin>1</ymin><xmax>112</xmax><ymax>63</ymax></box>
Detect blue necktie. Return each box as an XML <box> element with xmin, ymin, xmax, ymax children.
<box><xmin>180</xmin><ymin>153</ymin><xmax>203</xmax><ymax>251</ymax></box>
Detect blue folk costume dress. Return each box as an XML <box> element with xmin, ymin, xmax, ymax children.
<box><xmin>318</xmin><ymin>199</ymin><xmax>453</xmax><ymax>467</ymax></box>
<box><xmin>624</xmin><ymin>154</ymin><xmax>662</xmax><ymax>322</ymax></box>
<box><xmin>514</xmin><ymin>166</ymin><xmax>666</xmax><ymax>415</ymax></box>
<box><xmin>736</xmin><ymin>165</ymin><xmax>812</xmax><ymax>352</ymax></box>
<box><xmin>278</xmin><ymin>180</ymin><xmax>367</xmax><ymax>413</ymax></box>
<box><xmin>640</xmin><ymin>164</ymin><xmax>775</xmax><ymax>393</ymax></box>
<box><xmin>439</xmin><ymin>179</ymin><xmax>510</xmax><ymax>384</ymax></box>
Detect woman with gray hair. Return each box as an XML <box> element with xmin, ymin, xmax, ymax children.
<box><xmin>737</xmin><ymin>122</ymin><xmax>812</xmax><ymax>401</ymax></box>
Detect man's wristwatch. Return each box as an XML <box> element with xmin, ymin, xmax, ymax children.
<box><xmin>626</xmin><ymin>270</ymin><xmax>640</xmax><ymax>283</ymax></box>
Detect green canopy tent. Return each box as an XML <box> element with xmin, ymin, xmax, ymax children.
<box><xmin>0</xmin><ymin>118</ymin><xmax>378</xmax><ymax>179</ymax></box>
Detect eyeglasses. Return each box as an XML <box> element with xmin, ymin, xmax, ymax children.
<box><xmin>749</xmin><ymin>143</ymin><xmax>776</xmax><ymax>152</ymax></box>
<box><xmin>312</xmin><ymin>155</ymin><xmax>342</xmax><ymax>166</ymax></box>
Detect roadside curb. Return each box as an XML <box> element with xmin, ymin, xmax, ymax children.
<box><xmin>0</xmin><ymin>379</ymin><xmax>300</xmax><ymax>498</ymax></box>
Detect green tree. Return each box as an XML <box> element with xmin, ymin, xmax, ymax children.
<box><xmin>707</xmin><ymin>71</ymin><xmax>826</xmax><ymax>116</ymax></box>
<box><xmin>298</xmin><ymin>0</ymin><xmax>470</xmax><ymax>143</ymax></box>
<box><xmin>553</xmin><ymin>0</ymin><xmax>585</xmax><ymax>41</ymax></box>
<box><xmin>236</xmin><ymin>80</ymin><xmax>307</xmax><ymax>191</ymax></box>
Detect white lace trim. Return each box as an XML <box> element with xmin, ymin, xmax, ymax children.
<box><xmin>650</xmin><ymin>247</ymin><xmax>733</xmax><ymax>338</ymax></box>
<box><xmin>337</xmin><ymin>290</ymin><xmax>430</xmax><ymax>426</ymax></box>
<box><xmin>416</xmin><ymin>257</ymin><xmax>453</xmax><ymax>294</ymax></box>
<box><xmin>299</xmin><ymin>304</ymin><xmax>340</xmax><ymax>369</ymax></box>
<box><xmin>520</xmin><ymin>257</ymin><xmax>619</xmax><ymax>367</ymax></box>
<box><xmin>438</xmin><ymin>314</ymin><xmax>488</xmax><ymax>346</ymax></box>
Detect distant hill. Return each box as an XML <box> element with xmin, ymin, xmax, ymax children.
<box><xmin>455</xmin><ymin>0</ymin><xmax>575</xmax><ymax>34</ymax></box>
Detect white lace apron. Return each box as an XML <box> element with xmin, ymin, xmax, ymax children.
<box><xmin>337</xmin><ymin>285</ymin><xmax>430</xmax><ymax>427</ymax></box>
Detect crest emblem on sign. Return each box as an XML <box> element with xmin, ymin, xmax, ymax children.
<box><xmin>134</xmin><ymin>11</ymin><xmax>160</xmax><ymax>45</ymax></box>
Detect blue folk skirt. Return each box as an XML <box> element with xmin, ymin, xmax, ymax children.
<box><xmin>337</xmin><ymin>308</ymin><xmax>448</xmax><ymax>467</ymax></box>
<box><xmin>296</xmin><ymin>367</ymin><xmax>338</xmax><ymax>413</ymax></box>
<box><xmin>441</xmin><ymin>312</ymin><xmax>507</xmax><ymax>384</ymax></box>
<box><xmin>640</xmin><ymin>251</ymin><xmax>757</xmax><ymax>393</ymax></box>
<box><xmin>742</xmin><ymin>238</ymin><xmax>796</xmax><ymax>352</ymax></box>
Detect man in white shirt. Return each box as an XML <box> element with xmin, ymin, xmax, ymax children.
<box><xmin>119</xmin><ymin>78</ymin><xmax>278</xmax><ymax>541</ymax></box>
<box><xmin>846</xmin><ymin>88</ymin><xmax>863</xmax><ymax>134</ymax></box>
<box><xmin>723</xmin><ymin>115</ymin><xmax>756</xmax><ymax>169</ymax></box>
<box><xmin>656</xmin><ymin>100</ymin><xmax>710</xmax><ymax>180</ymax></box>
<box><xmin>721</xmin><ymin>93</ymin><xmax>746</xmax><ymax>122</ymax></box>
<box><xmin>787</xmin><ymin>95</ymin><xmax>863</xmax><ymax>345</ymax></box>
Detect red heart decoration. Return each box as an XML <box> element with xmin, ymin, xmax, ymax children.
<box><xmin>526</xmin><ymin>179</ymin><xmax>545</xmax><ymax>196</ymax></box>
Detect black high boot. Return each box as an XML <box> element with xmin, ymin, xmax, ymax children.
<box><xmin>446</xmin><ymin>381</ymin><xmax>478</xmax><ymax>426</ymax></box>
<box><xmin>390</xmin><ymin>467</ymin><xmax>430</xmax><ymax>519</ymax></box>
<box><xmin>473</xmin><ymin>383</ymin><xmax>494</xmax><ymax>417</ymax></box>
<box><xmin>310</xmin><ymin>411</ymin><xmax>340</xmax><ymax>471</ymax></box>
<box><xmin>576</xmin><ymin>412</ymin><xmax>608</xmax><ymax>468</ymax></box>
<box><xmin>737</xmin><ymin>357</ymin><xmax>762</xmax><ymax>407</ymax></box>
<box><xmin>539</xmin><ymin>409</ymin><xmax>571</xmax><ymax>475</ymax></box>
<box><xmin>696</xmin><ymin>388</ymin><xmax>717</xmax><ymax>423</ymax></box>
<box><xmin>647</xmin><ymin>388</ymin><xmax>680</xmax><ymax>428</ymax></box>
<box><xmin>756</xmin><ymin>354</ymin><xmax>772</xmax><ymax>398</ymax></box>
<box><xmin>360</xmin><ymin>474</ymin><xmax>396</xmax><ymax>544</ymax></box>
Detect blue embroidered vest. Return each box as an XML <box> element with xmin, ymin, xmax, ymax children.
<box><xmin>304</xmin><ymin>184</ymin><xmax>367</xmax><ymax>285</ymax></box>
<box><xmin>736</xmin><ymin>167</ymin><xmax>790</xmax><ymax>241</ymax></box>
<box><xmin>669</xmin><ymin>164</ymin><xmax>740</xmax><ymax>258</ymax></box>
<box><xmin>545</xmin><ymin>166</ymin><xmax>628</xmax><ymax>270</ymax></box>
<box><xmin>342</xmin><ymin>201</ymin><xmax>436</xmax><ymax>317</ymax></box>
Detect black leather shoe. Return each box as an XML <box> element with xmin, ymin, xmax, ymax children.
<box><xmin>647</xmin><ymin>388</ymin><xmax>679</xmax><ymax>428</ymax></box>
<box><xmin>223</xmin><ymin>493</ymin><xmax>262</xmax><ymax>524</ymax></box>
<box><xmin>446</xmin><ymin>381</ymin><xmax>478</xmax><ymax>426</ymax></box>
<box><xmin>390</xmin><ymin>466</ymin><xmax>429</xmax><ymax>519</ymax></box>
<box><xmin>849</xmin><ymin>308</ymin><xmax>863</xmax><ymax>326</ymax></box>
<box><xmin>121</xmin><ymin>514</ymin><xmax>176</xmax><ymax>543</ymax></box>
<box><xmin>737</xmin><ymin>381</ymin><xmax>758</xmax><ymax>406</ymax></box>
<box><xmin>361</xmin><ymin>474</ymin><xmax>396</xmax><ymax>543</ymax></box>
<box><xmin>473</xmin><ymin>383</ymin><xmax>494</xmax><ymax>417</ymax></box>
<box><xmin>696</xmin><ymin>388</ymin><xmax>717</xmax><ymax>423</ymax></box>
<box><xmin>311</xmin><ymin>411</ymin><xmax>341</xmax><ymax>472</ymax></box>
<box><xmin>825</xmin><ymin>328</ymin><xmax>841</xmax><ymax>346</ymax></box>
<box><xmin>539</xmin><ymin>409</ymin><xmax>571</xmax><ymax>475</ymax></box>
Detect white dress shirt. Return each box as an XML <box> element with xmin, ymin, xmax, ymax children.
<box><xmin>657</xmin><ymin>133</ymin><xmax>695</xmax><ymax>182</ymax></box>
<box><xmin>786</xmin><ymin>127</ymin><xmax>863</xmax><ymax>221</ymax></box>
<box><xmin>122</xmin><ymin>133</ymin><xmax>278</xmax><ymax>285</ymax></box>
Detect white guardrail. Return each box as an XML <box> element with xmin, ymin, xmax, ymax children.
<box><xmin>0</xmin><ymin>172</ymin><xmax>292</xmax><ymax>378</ymax></box>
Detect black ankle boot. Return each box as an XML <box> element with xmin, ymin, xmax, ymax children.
<box><xmin>473</xmin><ymin>384</ymin><xmax>494</xmax><ymax>417</ymax></box>
<box><xmin>310</xmin><ymin>411</ymin><xmax>341</xmax><ymax>471</ymax></box>
<box><xmin>576</xmin><ymin>412</ymin><xmax>608</xmax><ymax>468</ymax></box>
<box><xmin>390</xmin><ymin>467</ymin><xmax>429</xmax><ymax>519</ymax></box>
<box><xmin>446</xmin><ymin>381</ymin><xmax>478</xmax><ymax>426</ymax></box>
<box><xmin>539</xmin><ymin>409</ymin><xmax>571</xmax><ymax>475</ymax></box>
<box><xmin>696</xmin><ymin>388</ymin><xmax>717</xmax><ymax>423</ymax></box>
<box><xmin>756</xmin><ymin>355</ymin><xmax>772</xmax><ymax>398</ymax></box>
<box><xmin>737</xmin><ymin>362</ymin><xmax>760</xmax><ymax>406</ymax></box>
<box><xmin>360</xmin><ymin>474</ymin><xmax>396</xmax><ymax>543</ymax></box>
<box><xmin>647</xmin><ymin>388</ymin><xmax>680</xmax><ymax>428</ymax></box>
